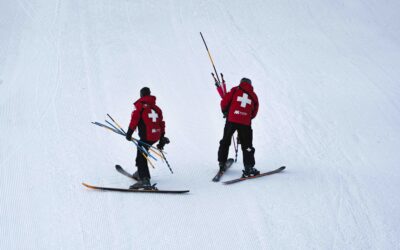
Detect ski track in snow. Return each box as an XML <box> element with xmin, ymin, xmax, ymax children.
<box><xmin>1</xmin><ymin>0</ymin><xmax>400</xmax><ymax>249</ymax></box>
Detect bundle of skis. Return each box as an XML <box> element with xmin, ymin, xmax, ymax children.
<box><xmin>92</xmin><ymin>113</ymin><xmax>173</xmax><ymax>174</ymax></box>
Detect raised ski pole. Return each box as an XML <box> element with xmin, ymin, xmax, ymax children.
<box><xmin>200</xmin><ymin>33</ymin><xmax>240</xmax><ymax>160</ymax></box>
<box><xmin>200</xmin><ymin>32</ymin><xmax>226</xmax><ymax>97</ymax></box>
<box><xmin>200</xmin><ymin>32</ymin><xmax>221</xmax><ymax>82</ymax></box>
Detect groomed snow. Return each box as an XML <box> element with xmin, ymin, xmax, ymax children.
<box><xmin>1</xmin><ymin>0</ymin><xmax>399</xmax><ymax>249</ymax></box>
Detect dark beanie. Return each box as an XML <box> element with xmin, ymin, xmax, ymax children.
<box><xmin>140</xmin><ymin>87</ymin><xmax>151</xmax><ymax>97</ymax></box>
<box><xmin>240</xmin><ymin>78</ymin><xmax>252</xmax><ymax>85</ymax></box>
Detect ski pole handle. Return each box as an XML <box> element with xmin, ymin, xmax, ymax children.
<box><xmin>221</xmin><ymin>73</ymin><xmax>227</xmax><ymax>95</ymax></box>
<box><xmin>212</xmin><ymin>73</ymin><xmax>224</xmax><ymax>98</ymax></box>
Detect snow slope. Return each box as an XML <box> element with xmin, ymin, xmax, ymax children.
<box><xmin>1</xmin><ymin>0</ymin><xmax>400</xmax><ymax>249</ymax></box>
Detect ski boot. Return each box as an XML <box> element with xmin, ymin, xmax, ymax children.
<box><xmin>132</xmin><ymin>171</ymin><xmax>140</xmax><ymax>181</ymax></box>
<box><xmin>129</xmin><ymin>177</ymin><xmax>153</xmax><ymax>190</ymax></box>
<box><xmin>219</xmin><ymin>162</ymin><xmax>227</xmax><ymax>172</ymax></box>
<box><xmin>242</xmin><ymin>166</ymin><xmax>260</xmax><ymax>178</ymax></box>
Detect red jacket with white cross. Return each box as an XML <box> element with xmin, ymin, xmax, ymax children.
<box><xmin>220</xmin><ymin>81</ymin><xmax>259</xmax><ymax>126</ymax></box>
<box><xmin>129</xmin><ymin>95</ymin><xmax>165</xmax><ymax>142</ymax></box>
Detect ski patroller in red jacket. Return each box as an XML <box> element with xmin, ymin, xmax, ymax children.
<box><xmin>129</xmin><ymin>95</ymin><xmax>165</xmax><ymax>142</ymax></box>
<box><xmin>221</xmin><ymin>81</ymin><xmax>259</xmax><ymax>126</ymax></box>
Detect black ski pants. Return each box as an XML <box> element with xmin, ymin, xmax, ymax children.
<box><xmin>218</xmin><ymin>121</ymin><xmax>255</xmax><ymax>167</ymax></box>
<box><xmin>136</xmin><ymin>140</ymin><xmax>155</xmax><ymax>179</ymax></box>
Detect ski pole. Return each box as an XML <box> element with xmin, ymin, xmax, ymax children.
<box><xmin>105</xmin><ymin>118</ymin><xmax>158</xmax><ymax>160</ymax></box>
<box><xmin>160</xmin><ymin>150</ymin><xmax>173</xmax><ymax>174</ymax></box>
<box><xmin>142</xmin><ymin>152</ymin><xmax>155</xmax><ymax>169</ymax></box>
<box><xmin>200</xmin><ymin>32</ymin><xmax>221</xmax><ymax>83</ymax></box>
<box><xmin>147</xmin><ymin>147</ymin><xmax>163</xmax><ymax>159</ymax></box>
<box><xmin>200</xmin><ymin>32</ymin><xmax>227</xmax><ymax>97</ymax></box>
<box><xmin>134</xmin><ymin>139</ymin><xmax>164</xmax><ymax>159</ymax></box>
<box><xmin>105</xmin><ymin>120</ymin><xmax>124</xmax><ymax>134</ymax></box>
<box><xmin>132</xmin><ymin>138</ymin><xmax>163</xmax><ymax>155</ymax></box>
<box><xmin>132</xmin><ymin>140</ymin><xmax>158</xmax><ymax>161</ymax></box>
<box><xmin>106</xmin><ymin>114</ymin><xmax>157</xmax><ymax>160</ymax></box>
<box><xmin>233</xmin><ymin>134</ymin><xmax>238</xmax><ymax>162</ymax></box>
<box><xmin>93</xmin><ymin>119</ymin><xmax>157</xmax><ymax>161</ymax></box>
<box><xmin>212</xmin><ymin>73</ymin><xmax>224</xmax><ymax>98</ymax></box>
<box><xmin>221</xmin><ymin>73</ymin><xmax>227</xmax><ymax>96</ymax></box>
<box><xmin>95</xmin><ymin>120</ymin><xmax>152</xmax><ymax>156</ymax></box>
<box><xmin>94</xmin><ymin>118</ymin><xmax>158</xmax><ymax>169</ymax></box>
<box><xmin>92</xmin><ymin>122</ymin><xmax>124</xmax><ymax>135</ymax></box>
<box><xmin>200</xmin><ymin>33</ymin><xmax>239</xmax><ymax>161</ymax></box>
<box><xmin>107</xmin><ymin>114</ymin><xmax>126</xmax><ymax>134</ymax></box>
<box><xmin>133</xmin><ymin>136</ymin><xmax>172</xmax><ymax>173</ymax></box>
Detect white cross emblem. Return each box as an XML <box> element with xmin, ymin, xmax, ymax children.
<box><xmin>148</xmin><ymin>109</ymin><xmax>158</xmax><ymax>122</ymax></box>
<box><xmin>237</xmin><ymin>93</ymin><xmax>252</xmax><ymax>108</ymax></box>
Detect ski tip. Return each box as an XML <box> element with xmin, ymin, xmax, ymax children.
<box><xmin>280</xmin><ymin>166</ymin><xmax>286</xmax><ymax>170</ymax></box>
<box><xmin>82</xmin><ymin>182</ymin><xmax>95</xmax><ymax>189</ymax></box>
<box><xmin>176</xmin><ymin>190</ymin><xmax>190</xmax><ymax>193</ymax></box>
<box><xmin>135</xmin><ymin>189</ymin><xmax>190</xmax><ymax>194</ymax></box>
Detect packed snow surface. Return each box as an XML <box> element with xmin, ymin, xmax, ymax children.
<box><xmin>1</xmin><ymin>0</ymin><xmax>400</xmax><ymax>249</ymax></box>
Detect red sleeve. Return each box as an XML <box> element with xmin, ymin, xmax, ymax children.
<box><xmin>251</xmin><ymin>93</ymin><xmax>259</xmax><ymax>119</ymax></box>
<box><xmin>220</xmin><ymin>87</ymin><xmax>235</xmax><ymax>112</ymax></box>
<box><xmin>156</xmin><ymin>106</ymin><xmax>166</xmax><ymax>136</ymax></box>
<box><xmin>129</xmin><ymin>103</ymin><xmax>142</xmax><ymax>131</ymax></box>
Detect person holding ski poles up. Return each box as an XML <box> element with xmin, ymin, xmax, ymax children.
<box><xmin>125</xmin><ymin>87</ymin><xmax>169</xmax><ymax>189</ymax></box>
<box><xmin>218</xmin><ymin>78</ymin><xmax>260</xmax><ymax>177</ymax></box>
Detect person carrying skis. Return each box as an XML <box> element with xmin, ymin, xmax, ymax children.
<box><xmin>218</xmin><ymin>78</ymin><xmax>259</xmax><ymax>177</ymax></box>
<box><xmin>125</xmin><ymin>87</ymin><xmax>169</xmax><ymax>189</ymax></box>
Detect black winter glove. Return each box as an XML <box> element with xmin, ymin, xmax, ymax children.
<box><xmin>125</xmin><ymin>128</ymin><xmax>134</xmax><ymax>141</ymax></box>
<box><xmin>222</xmin><ymin>110</ymin><xmax>228</xmax><ymax>118</ymax></box>
<box><xmin>157</xmin><ymin>136</ymin><xmax>170</xmax><ymax>150</ymax></box>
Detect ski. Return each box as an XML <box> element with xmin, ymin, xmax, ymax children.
<box><xmin>212</xmin><ymin>158</ymin><xmax>234</xmax><ymax>182</ymax></box>
<box><xmin>82</xmin><ymin>183</ymin><xmax>190</xmax><ymax>194</ymax></box>
<box><xmin>115</xmin><ymin>165</ymin><xmax>139</xmax><ymax>180</ymax></box>
<box><xmin>222</xmin><ymin>166</ymin><xmax>286</xmax><ymax>185</ymax></box>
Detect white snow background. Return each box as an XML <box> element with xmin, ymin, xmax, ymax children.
<box><xmin>1</xmin><ymin>0</ymin><xmax>399</xmax><ymax>249</ymax></box>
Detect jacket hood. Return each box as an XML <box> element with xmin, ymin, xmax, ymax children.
<box><xmin>239</xmin><ymin>81</ymin><xmax>254</xmax><ymax>93</ymax></box>
<box><xmin>135</xmin><ymin>95</ymin><xmax>156</xmax><ymax>106</ymax></box>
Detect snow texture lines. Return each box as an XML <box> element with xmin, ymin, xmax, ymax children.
<box><xmin>1</xmin><ymin>0</ymin><xmax>400</xmax><ymax>249</ymax></box>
